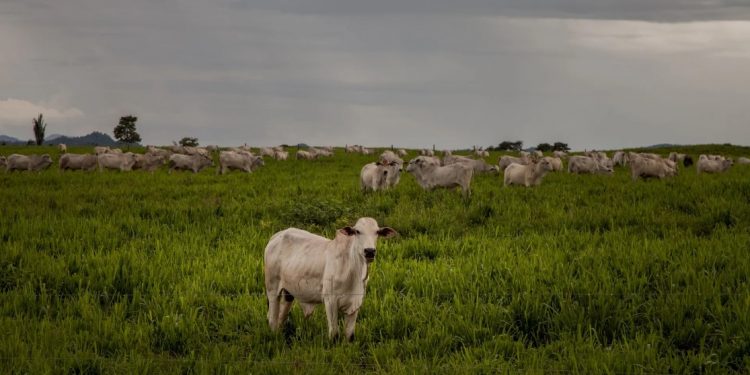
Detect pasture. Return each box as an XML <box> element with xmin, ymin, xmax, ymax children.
<box><xmin>1</xmin><ymin>144</ymin><xmax>749</xmax><ymax>373</ymax></box>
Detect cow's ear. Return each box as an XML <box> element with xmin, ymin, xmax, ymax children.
<box><xmin>339</xmin><ymin>226</ymin><xmax>357</xmax><ymax>236</ymax></box>
<box><xmin>377</xmin><ymin>227</ymin><xmax>398</xmax><ymax>238</ymax></box>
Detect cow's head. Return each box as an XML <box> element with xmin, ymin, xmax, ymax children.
<box><xmin>338</xmin><ymin>218</ymin><xmax>397</xmax><ymax>263</ymax></box>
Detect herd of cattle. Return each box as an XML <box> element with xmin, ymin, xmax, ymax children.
<box><xmin>359</xmin><ymin>148</ymin><xmax>747</xmax><ymax>196</ymax></box>
<box><xmin>0</xmin><ymin>144</ymin><xmax>747</xmax><ymax>195</ymax></box>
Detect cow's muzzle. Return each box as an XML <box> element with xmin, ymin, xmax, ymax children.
<box><xmin>364</xmin><ymin>248</ymin><xmax>376</xmax><ymax>262</ymax></box>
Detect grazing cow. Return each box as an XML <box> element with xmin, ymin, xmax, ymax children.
<box><xmin>444</xmin><ymin>155</ymin><xmax>499</xmax><ymax>174</ymax></box>
<box><xmin>273</xmin><ymin>146</ymin><xmax>285</xmax><ymax>152</ymax></box>
<box><xmin>259</xmin><ymin>147</ymin><xmax>275</xmax><ymax>158</ymax></box>
<box><xmin>58</xmin><ymin>143</ymin><xmax>67</xmax><ymax>153</ymax></box>
<box><xmin>360</xmin><ymin>161</ymin><xmax>401</xmax><ymax>191</ymax></box>
<box><xmin>397</xmin><ymin>149</ymin><xmax>408</xmax><ymax>157</ymax></box>
<box><xmin>532</xmin><ymin>150</ymin><xmax>543</xmax><ymax>158</ymax></box>
<box><xmin>133</xmin><ymin>153</ymin><xmax>168</xmax><ymax>172</ymax></box>
<box><xmin>697</xmin><ymin>156</ymin><xmax>732</xmax><ymax>174</ymax></box>
<box><xmin>274</xmin><ymin>150</ymin><xmax>289</xmax><ymax>160</ymax></box>
<box><xmin>168</xmin><ymin>154</ymin><xmax>214</xmax><ymax>173</ymax></box>
<box><xmin>629</xmin><ymin>154</ymin><xmax>677</xmax><ymax>181</ymax></box>
<box><xmin>59</xmin><ymin>153</ymin><xmax>97</xmax><ymax>172</ymax></box>
<box><xmin>110</xmin><ymin>148</ymin><xmax>123</xmax><ymax>154</ymax></box>
<box><xmin>6</xmin><ymin>154</ymin><xmax>53</xmax><ymax>172</ymax></box>
<box><xmin>420</xmin><ymin>149</ymin><xmax>435</xmax><ymax>157</ymax></box>
<box><xmin>264</xmin><ymin>217</ymin><xmax>397</xmax><ymax>341</ymax></box>
<box><xmin>218</xmin><ymin>151</ymin><xmax>264</xmax><ymax>174</ymax></box>
<box><xmin>406</xmin><ymin>156</ymin><xmax>473</xmax><ymax>197</ymax></box>
<box><xmin>519</xmin><ymin>151</ymin><xmax>530</xmax><ymax>158</ymax></box>
<box><xmin>668</xmin><ymin>152</ymin><xmax>686</xmax><ymax>164</ymax></box>
<box><xmin>542</xmin><ymin>156</ymin><xmax>563</xmax><ymax>172</ymax></box>
<box><xmin>737</xmin><ymin>157</ymin><xmax>750</xmax><ymax>165</ymax></box>
<box><xmin>568</xmin><ymin>156</ymin><xmax>613</xmax><ymax>175</ymax></box>
<box><xmin>98</xmin><ymin>152</ymin><xmax>137</xmax><ymax>172</ymax></box>
<box><xmin>612</xmin><ymin>151</ymin><xmax>628</xmax><ymax>167</ymax></box>
<box><xmin>498</xmin><ymin>155</ymin><xmax>530</xmax><ymax>172</ymax></box>
<box><xmin>296</xmin><ymin>150</ymin><xmax>315</xmax><ymax>160</ymax></box>
<box><xmin>476</xmin><ymin>150</ymin><xmax>490</xmax><ymax>158</ymax></box>
<box><xmin>205</xmin><ymin>145</ymin><xmax>218</xmax><ymax>152</ymax></box>
<box><xmin>94</xmin><ymin>146</ymin><xmax>111</xmax><ymax>155</ymax></box>
<box><xmin>504</xmin><ymin>159</ymin><xmax>553</xmax><ymax>187</ymax></box>
<box><xmin>0</xmin><ymin>156</ymin><xmax>6</xmax><ymax>169</ymax></box>
<box><xmin>553</xmin><ymin>151</ymin><xmax>568</xmax><ymax>158</ymax></box>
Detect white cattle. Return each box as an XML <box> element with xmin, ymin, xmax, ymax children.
<box><xmin>0</xmin><ymin>156</ymin><xmax>6</xmax><ymax>169</ymax></box>
<box><xmin>218</xmin><ymin>151</ymin><xmax>264</xmax><ymax>174</ymax></box>
<box><xmin>133</xmin><ymin>153</ymin><xmax>168</xmax><ymax>172</ymax></box>
<box><xmin>406</xmin><ymin>156</ymin><xmax>473</xmax><ymax>197</ymax></box>
<box><xmin>168</xmin><ymin>154</ymin><xmax>213</xmax><ymax>173</ymax></box>
<box><xmin>296</xmin><ymin>150</ymin><xmax>315</xmax><ymax>160</ymax></box>
<box><xmin>397</xmin><ymin>149</ymin><xmax>408</xmax><ymax>157</ymax></box>
<box><xmin>444</xmin><ymin>155</ymin><xmax>499</xmax><ymax>174</ymax></box>
<box><xmin>273</xmin><ymin>150</ymin><xmax>289</xmax><ymax>160</ymax></box>
<box><xmin>58</xmin><ymin>143</ymin><xmax>67</xmax><ymax>153</ymax></box>
<box><xmin>420</xmin><ymin>149</ymin><xmax>435</xmax><ymax>157</ymax></box>
<box><xmin>475</xmin><ymin>150</ymin><xmax>490</xmax><ymax>158</ymax></box>
<box><xmin>553</xmin><ymin>151</ymin><xmax>568</xmax><ymax>159</ymax></box>
<box><xmin>532</xmin><ymin>150</ymin><xmax>543</xmax><ymax>158</ymax></box>
<box><xmin>264</xmin><ymin>218</ymin><xmax>397</xmax><ymax>341</ymax></box>
<box><xmin>612</xmin><ymin>151</ymin><xmax>628</xmax><ymax>167</ymax></box>
<box><xmin>110</xmin><ymin>148</ymin><xmax>123</xmax><ymax>154</ymax></box>
<box><xmin>6</xmin><ymin>154</ymin><xmax>53</xmax><ymax>172</ymax></box>
<box><xmin>259</xmin><ymin>147</ymin><xmax>276</xmax><ymax>158</ymax></box>
<box><xmin>498</xmin><ymin>155</ymin><xmax>530</xmax><ymax>172</ymax></box>
<box><xmin>504</xmin><ymin>159</ymin><xmax>553</xmax><ymax>187</ymax></box>
<box><xmin>696</xmin><ymin>157</ymin><xmax>732</xmax><ymax>174</ymax></box>
<box><xmin>737</xmin><ymin>157</ymin><xmax>750</xmax><ymax>165</ymax></box>
<box><xmin>379</xmin><ymin>150</ymin><xmax>404</xmax><ymax>166</ymax></box>
<box><xmin>360</xmin><ymin>161</ymin><xmax>402</xmax><ymax>191</ymax></box>
<box><xmin>568</xmin><ymin>156</ymin><xmax>613</xmax><ymax>175</ymax></box>
<box><xmin>94</xmin><ymin>146</ymin><xmax>111</xmax><ymax>155</ymax></box>
<box><xmin>629</xmin><ymin>154</ymin><xmax>677</xmax><ymax>181</ymax></box>
<box><xmin>542</xmin><ymin>156</ymin><xmax>563</xmax><ymax>172</ymax></box>
<box><xmin>98</xmin><ymin>152</ymin><xmax>137</xmax><ymax>172</ymax></box>
<box><xmin>59</xmin><ymin>153</ymin><xmax>97</xmax><ymax>172</ymax></box>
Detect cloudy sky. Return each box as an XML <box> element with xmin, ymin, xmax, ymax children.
<box><xmin>1</xmin><ymin>0</ymin><xmax>750</xmax><ymax>150</ymax></box>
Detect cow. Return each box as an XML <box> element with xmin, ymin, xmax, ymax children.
<box><xmin>498</xmin><ymin>155</ymin><xmax>530</xmax><ymax>172</ymax></box>
<box><xmin>58</xmin><ymin>143</ymin><xmax>67</xmax><ymax>153</ymax></box>
<box><xmin>264</xmin><ymin>217</ymin><xmax>397</xmax><ymax>341</ymax></box>
<box><xmin>6</xmin><ymin>154</ymin><xmax>53</xmax><ymax>172</ymax></box>
<box><xmin>259</xmin><ymin>147</ymin><xmax>276</xmax><ymax>158</ymax></box>
<box><xmin>406</xmin><ymin>156</ymin><xmax>473</xmax><ymax>197</ymax></box>
<box><xmin>218</xmin><ymin>150</ymin><xmax>264</xmax><ymax>174</ymax></box>
<box><xmin>737</xmin><ymin>157</ymin><xmax>750</xmax><ymax>165</ymax></box>
<box><xmin>696</xmin><ymin>156</ymin><xmax>732</xmax><ymax>174</ymax></box>
<box><xmin>98</xmin><ymin>152</ymin><xmax>137</xmax><ymax>172</ymax></box>
<box><xmin>629</xmin><ymin>154</ymin><xmax>677</xmax><ymax>181</ymax></box>
<box><xmin>444</xmin><ymin>155</ymin><xmax>499</xmax><ymax>174</ymax></box>
<box><xmin>553</xmin><ymin>151</ymin><xmax>568</xmax><ymax>158</ymax></box>
<box><xmin>379</xmin><ymin>150</ymin><xmax>404</xmax><ymax>166</ymax></box>
<box><xmin>168</xmin><ymin>153</ymin><xmax>214</xmax><ymax>173</ymax></box>
<box><xmin>420</xmin><ymin>149</ymin><xmax>435</xmax><ymax>157</ymax></box>
<box><xmin>360</xmin><ymin>160</ymin><xmax>402</xmax><ymax>192</ymax></box>
<box><xmin>94</xmin><ymin>146</ymin><xmax>111</xmax><ymax>155</ymax></box>
<box><xmin>296</xmin><ymin>150</ymin><xmax>315</xmax><ymax>160</ymax></box>
<box><xmin>59</xmin><ymin>153</ymin><xmax>97</xmax><ymax>172</ymax></box>
<box><xmin>0</xmin><ymin>156</ymin><xmax>6</xmax><ymax>169</ymax></box>
<box><xmin>542</xmin><ymin>156</ymin><xmax>563</xmax><ymax>172</ymax></box>
<box><xmin>568</xmin><ymin>156</ymin><xmax>613</xmax><ymax>175</ymax></box>
<box><xmin>274</xmin><ymin>150</ymin><xmax>289</xmax><ymax>160</ymax></box>
<box><xmin>532</xmin><ymin>150</ymin><xmax>543</xmax><ymax>158</ymax></box>
<box><xmin>504</xmin><ymin>159</ymin><xmax>553</xmax><ymax>187</ymax></box>
<box><xmin>397</xmin><ymin>149</ymin><xmax>408</xmax><ymax>157</ymax></box>
<box><xmin>612</xmin><ymin>151</ymin><xmax>628</xmax><ymax>167</ymax></box>
<box><xmin>133</xmin><ymin>153</ymin><xmax>168</xmax><ymax>172</ymax></box>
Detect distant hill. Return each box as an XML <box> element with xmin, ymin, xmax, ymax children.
<box><xmin>45</xmin><ymin>134</ymin><xmax>65</xmax><ymax>141</ymax></box>
<box><xmin>0</xmin><ymin>135</ymin><xmax>23</xmax><ymax>144</ymax></box>
<box><xmin>48</xmin><ymin>132</ymin><xmax>125</xmax><ymax>146</ymax></box>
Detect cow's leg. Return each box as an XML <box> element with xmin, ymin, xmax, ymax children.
<box><xmin>324</xmin><ymin>298</ymin><xmax>339</xmax><ymax>340</ymax></box>
<box><xmin>277</xmin><ymin>289</ymin><xmax>294</xmax><ymax>327</ymax></box>
<box><xmin>344</xmin><ymin>310</ymin><xmax>359</xmax><ymax>342</ymax></box>
<box><xmin>267</xmin><ymin>291</ymin><xmax>281</xmax><ymax>330</ymax></box>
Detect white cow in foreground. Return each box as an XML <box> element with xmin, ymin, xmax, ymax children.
<box><xmin>504</xmin><ymin>159</ymin><xmax>553</xmax><ymax>187</ymax></box>
<box><xmin>264</xmin><ymin>218</ymin><xmax>397</xmax><ymax>341</ymax></box>
<box><xmin>406</xmin><ymin>156</ymin><xmax>473</xmax><ymax>197</ymax></box>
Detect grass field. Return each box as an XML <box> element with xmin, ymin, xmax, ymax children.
<box><xmin>1</xmin><ymin>144</ymin><xmax>749</xmax><ymax>373</ymax></box>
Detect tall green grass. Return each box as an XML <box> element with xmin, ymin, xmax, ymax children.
<box><xmin>1</xmin><ymin>145</ymin><xmax>749</xmax><ymax>373</ymax></box>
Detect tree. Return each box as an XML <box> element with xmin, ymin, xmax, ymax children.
<box><xmin>114</xmin><ymin>115</ymin><xmax>142</xmax><ymax>149</ymax></box>
<box><xmin>536</xmin><ymin>143</ymin><xmax>553</xmax><ymax>152</ymax></box>
<box><xmin>179</xmin><ymin>137</ymin><xmax>199</xmax><ymax>147</ymax></box>
<box><xmin>32</xmin><ymin>113</ymin><xmax>46</xmax><ymax>146</ymax></box>
<box><xmin>552</xmin><ymin>142</ymin><xmax>570</xmax><ymax>152</ymax></box>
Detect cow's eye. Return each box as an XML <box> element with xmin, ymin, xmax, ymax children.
<box><xmin>355</xmin><ymin>229</ymin><xmax>361</xmax><ymax>235</ymax></box>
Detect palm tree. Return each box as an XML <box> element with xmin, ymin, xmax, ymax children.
<box><xmin>32</xmin><ymin>113</ymin><xmax>46</xmax><ymax>146</ymax></box>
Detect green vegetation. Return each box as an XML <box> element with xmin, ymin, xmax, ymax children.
<box><xmin>1</xmin><ymin>144</ymin><xmax>749</xmax><ymax>373</ymax></box>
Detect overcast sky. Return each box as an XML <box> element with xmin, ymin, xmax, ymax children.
<box><xmin>2</xmin><ymin>1</ymin><xmax>750</xmax><ymax>150</ymax></box>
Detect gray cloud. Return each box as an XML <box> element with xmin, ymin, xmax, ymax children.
<box><xmin>1</xmin><ymin>1</ymin><xmax>749</xmax><ymax>150</ymax></box>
